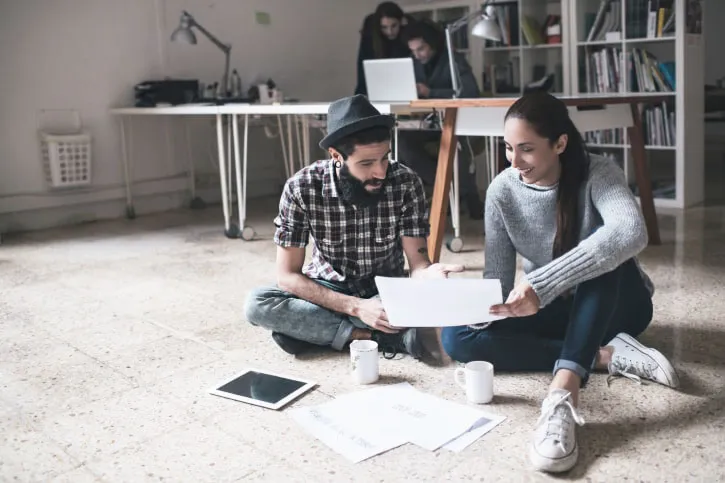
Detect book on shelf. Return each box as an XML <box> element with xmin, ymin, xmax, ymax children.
<box><xmin>582</xmin><ymin>47</ymin><xmax>625</xmax><ymax>93</ymax></box>
<box><xmin>585</xmin><ymin>128</ymin><xmax>624</xmax><ymax>145</ymax></box>
<box><xmin>629</xmin><ymin>48</ymin><xmax>675</xmax><ymax>92</ymax></box>
<box><xmin>580</xmin><ymin>46</ymin><xmax>674</xmax><ymax>94</ymax></box>
<box><xmin>586</xmin><ymin>0</ymin><xmax>622</xmax><ymax>42</ymax></box>
<box><xmin>642</xmin><ymin>102</ymin><xmax>676</xmax><ymax>146</ymax></box>
<box><xmin>519</xmin><ymin>15</ymin><xmax>562</xmax><ymax>46</ymax></box>
<box><xmin>586</xmin><ymin>101</ymin><xmax>676</xmax><ymax>148</ymax></box>
<box><xmin>627</xmin><ymin>0</ymin><xmax>675</xmax><ymax>39</ymax></box>
<box><xmin>483</xmin><ymin>59</ymin><xmax>521</xmax><ymax>95</ymax></box>
<box><xmin>485</xmin><ymin>3</ymin><xmax>520</xmax><ymax>47</ymax></box>
<box><xmin>544</xmin><ymin>15</ymin><xmax>562</xmax><ymax>44</ymax></box>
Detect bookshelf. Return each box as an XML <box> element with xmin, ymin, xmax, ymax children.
<box><xmin>402</xmin><ymin>0</ymin><xmax>704</xmax><ymax>209</ymax></box>
<box><xmin>570</xmin><ymin>0</ymin><xmax>704</xmax><ymax>208</ymax></box>
<box><xmin>481</xmin><ymin>0</ymin><xmax>570</xmax><ymax>97</ymax></box>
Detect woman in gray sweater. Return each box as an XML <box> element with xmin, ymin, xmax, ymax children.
<box><xmin>441</xmin><ymin>92</ymin><xmax>678</xmax><ymax>474</ymax></box>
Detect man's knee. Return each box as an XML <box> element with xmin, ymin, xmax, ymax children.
<box><xmin>243</xmin><ymin>286</ymin><xmax>282</xmax><ymax>328</ymax></box>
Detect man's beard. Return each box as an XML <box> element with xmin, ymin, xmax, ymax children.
<box><xmin>337</xmin><ymin>162</ymin><xmax>388</xmax><ymax>208</ymax></box>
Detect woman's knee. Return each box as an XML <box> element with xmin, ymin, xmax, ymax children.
<box><xmin>441</xmin><ymin>326</ymin><xmax>477</xmax><ymax>363</ymax></box>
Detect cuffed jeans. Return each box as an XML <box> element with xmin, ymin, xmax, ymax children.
<box><xmin>441</xmin><ymin>259</ymin><xmax>653</xmax><ymax>383</ymax></box>
<box><xmin>244</xmin><ymin>280</ymin><xmax>374</xmax><ymax>351</ymax></box>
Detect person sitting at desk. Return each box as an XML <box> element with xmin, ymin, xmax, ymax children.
<box><xmin>244</xmin><ymin>95</ymin><xmax>463</xmax><ymax>359</ymax></box>
<box><xmin>396</xmin><ymin>20</ymin><xmax>485</xmax><ymax>220</ymax></box>
<box><xmin>440</xmin><ymin>92</ymin><xmax>678</xmax><ymax>473</ymax></box>
<box><xmin>354</xmin><ymin>2</ymin><xmax>413</xmax><ymax>96</ymax></box>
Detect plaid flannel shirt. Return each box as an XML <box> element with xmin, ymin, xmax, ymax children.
<box><xmin>273</xmin><ymin>159</ymin><xmax>429</xmax><ymax>298</ymax></box>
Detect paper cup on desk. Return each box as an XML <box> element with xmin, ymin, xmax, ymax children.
<box><xmin>350</xmin><ymin>340</ymin><xmax>379</xmax><ymax>385</ymax></box>
<box><xmin>455</xmin><ymin>361</ymin><xmax>494</xmax><ymax>404</ymax></box>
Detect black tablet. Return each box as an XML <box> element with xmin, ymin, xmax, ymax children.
<box><xmin>209</xmin><ymin>368</ymin><xmax>316</xmax><ymax>410</ymax></box>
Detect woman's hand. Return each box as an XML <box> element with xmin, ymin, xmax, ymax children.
<box><xmin>489</xmin><ymin>280</ymin><xmax>540</xmax><ymax>318</ymax></box>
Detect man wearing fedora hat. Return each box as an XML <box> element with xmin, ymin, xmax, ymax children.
<box><xmin>244</xmin><ymin>95</ymin><xmax>463</xmax><ymax>358</ymax></box>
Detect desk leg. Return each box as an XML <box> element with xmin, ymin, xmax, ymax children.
<box><xmin>287</xmin><ymin>115</ymin><xmax>295</xmax><ymax>176</ymax></box>
<box><xmin>628</xmin><ymin>103</ymin><xmax>661</xmax><ymax>245</ymax></box>
<box><xmin>215</xmin><ymin>113</ymin><xmax>234</xmax><ymax>237</ymax></box>
<box><xmin>277</xmin><ymin>115</ymin><xmax>291</xmax><ymax>179</ymax></box>
<box><xmin>303</xmin><ymin>116</ymin><xmax>311</xmax><ymax>166</ymax></box>
<box><xmin>185</xmin><ymin>120</ymin><xmax>205</xmax><ymax>209</ymax></box>
<box><xmin>233</xmin><ymin>113</ymin><xmax>254</xmax><ymax>241</ymax></box>
<box><xmin>119</xmin><ymin>117</ymin><xmax>135</xmax><ymax>219</ymax></box>
<box><xmin>427</xmin><ymin>108</ymin><xmax>459</xmax><ymax>263</ymax></box>
<box><xmin>394</xmin><ymin>115</ymin><xmax>399</xmax><ymax>162</ymax></box>
<box><xmin>295</xmin><ymin>116</ymin><xmax>304</xmax><ymax>171</ymax></box>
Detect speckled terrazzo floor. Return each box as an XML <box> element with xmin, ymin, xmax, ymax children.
<box><xmin>2</xmin><ymin>196</ymin><xmax>724</xmax><ymax>482</ymax></box>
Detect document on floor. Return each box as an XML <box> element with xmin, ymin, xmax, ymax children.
<box><xmin>289</xmin><ymin>383</ymin><xmax>506</xmax><ymax>462</ymax></box>
<box><xmin>289</xmin><ymin>396</ymin><xmax>407</xmax><ymax>463</ymax></box>
<box><xmin>374</xmin><ymin>276</ymin><xmax>507</xmax><ymax>327</ymax></box>
<box><xmin>442</xmin><ymin>413</ymin><xmax>508</xmax><ymax>452</ymax></box>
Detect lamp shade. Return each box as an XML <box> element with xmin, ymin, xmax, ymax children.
<box><xmin>471</xmin><ymin>16</ymin><xmax>502</xmax><ymax>41</ymax></box>
<box><xmin>171</xmin><ymin>13</ymin><xmax>197</xmax><ymax>44</ymax></box>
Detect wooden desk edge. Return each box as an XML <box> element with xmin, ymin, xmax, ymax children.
<box><xmin>410</xmin><ymin>95</ymin><xmax>673</xmax><ymax>109</ymax></box>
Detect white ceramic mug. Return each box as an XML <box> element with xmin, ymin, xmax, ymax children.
<box><xmin>350</xmin><ymin>340</ymin><xmax>379</xmax><ymax>384</ymax></box>
<box><xmin>454</xmin><ymin>361</ymin><xmax>494</xmax><ymax>404</ymax></box>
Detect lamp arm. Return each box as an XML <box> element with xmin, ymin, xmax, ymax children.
<box><xmin>184</xmin><ymin>11</ymin><xmax>231</xmax><ymax>54</ymax></box>
<box><xmin>184</xmin><ymin>10</ymin><xmax>231</xmax><ymax>96</ymax></box>
<box><xmin>445</xmin><ymin>2</ymin><xmax>494</xmax><ymax>98</ymax></box>
<box><xmin>444</xmin><ymin>26</ymin><xmax>460</xmax><ymax>98</ymax></box>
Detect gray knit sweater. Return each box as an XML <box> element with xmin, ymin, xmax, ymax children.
<box><xmin>483</xmin><ymin>153</ymin><xmax>653</xmax><ymax>309</ymax></box>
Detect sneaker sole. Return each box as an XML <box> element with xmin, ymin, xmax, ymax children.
<box><xmin>529</xmin><ymin>442</ymin><xmax>578</xmax><ymax>473</ymax></box>
<box><xmin>614</xmin><ymin>333</ymin><xmax>680</xmax><ymax>388</ymax></box>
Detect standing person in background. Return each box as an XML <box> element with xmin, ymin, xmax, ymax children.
<box><xmin>397</xmin><ymin>20</ymin><xmax>485</xmax><ymax>219</ymax></box>
<box><xmin>354</xmin><ymin>2</ymin><xmax>413</xmax><ymax>96</ymax></box>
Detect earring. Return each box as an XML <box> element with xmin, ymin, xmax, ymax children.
<box><xmin>334</xmin><ymin>160</ymin><xmax>342</xmax><ymax>169</ymax></box>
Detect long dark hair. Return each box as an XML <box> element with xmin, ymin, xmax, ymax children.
<box><xmin>504</xmin><ymin>92</ymin><xmax>591</xmax><ymax>258</ymax></box>
<box><xmin>364</xmin><ymin>2</ymin><xmax>406</xmax><ymax>58</ymax></box>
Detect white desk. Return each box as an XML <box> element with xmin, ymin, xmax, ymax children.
<box><xmin>110</xmin><ymin>104</ymin><xmax>220</xmax><ymax>220</ymax></box>
<box><xmin>111</xmin><ymin>102</ymin><xmax>435</xmax><ymax>241</ymax></box>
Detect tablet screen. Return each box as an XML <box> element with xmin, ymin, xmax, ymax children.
<box><xmin>216</xmin><ymin>370</ymin><xmax>307</xmax><ymax>404</ymax></box>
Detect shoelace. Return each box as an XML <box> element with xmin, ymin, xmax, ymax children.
<box><xmin>537</xmin><ymin>392</ymin><xmax>585</xmax><ymax>451</ymax></box>
<box><xmin>607</xmin><ymin>358</ymin><xmax>656</xmax><ymax>386</ymax></box>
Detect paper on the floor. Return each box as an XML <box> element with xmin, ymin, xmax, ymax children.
<box><xmin>374</xmin><ymin>277</ymin><xmax>507</xmax><ymax>327</ymax></box>
<box><xmin>289</xmin><ymin>398</ymin><xmax>407</xmax><ymax>463</ymax></box>
<box><xmin>333</xmin><ymin>382</ymin><xmax>491</xmax><ymax>451</ymax></box>
<box><xmin>441</xmin><ymin>412</ymin><xmax>507</xmax><ymax>452</ymax></box>
<box><xmin>290</xmin><ymin>383</ymin><xmax>506</xmax><ymax>462</ymax></box>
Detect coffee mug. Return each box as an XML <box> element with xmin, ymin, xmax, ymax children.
<box><xmin>454</xmin><ymin>361</ymin><xmax>494</xmax><ymax>404</ymax></box>
<box><xmin>350</xmin><ymin>340</ymin><xmax>379</xmax><ymax>384</ymax></box>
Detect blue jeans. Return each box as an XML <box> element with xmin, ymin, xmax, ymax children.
<box><xmin>244</xmin><ymin>280</ymin><xmax>374</xmax><ymax>351</ymax></box>
<box><xmin>441</xmin><ymin>259</ymin><xmax>653</xmax><ymax>383</ymax></box>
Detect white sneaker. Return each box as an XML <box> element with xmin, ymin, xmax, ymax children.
<box><xmin>529</xmin><ymin>389</ymin><xmax>585</xmax><ymax>473</ymax></box>
<box><xmin>606</xmin><ymin>332</ymin><xmax>679</xmax><ymax>388</ymax></box>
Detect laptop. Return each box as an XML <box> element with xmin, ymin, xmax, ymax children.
<box><xmin>363</xmin><ymin>58</ymin><xmax>418</xmax><ymax>102</ymax></box>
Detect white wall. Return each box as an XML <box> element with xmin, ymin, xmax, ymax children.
<box><xmin>0</xmin><ymin>0</ymin><xmax>376</xmax><ymax>233</ymax></box>
<box><xmin>704</xmin><ymin>0</ymin><xmax>725</xmax><ymax>84</ymax></box>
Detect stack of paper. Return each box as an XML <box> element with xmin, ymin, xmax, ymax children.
<box><xmin>289</xmin><ymin>383</ymin><xmax>506</xmax><ymax>463</ymax></box>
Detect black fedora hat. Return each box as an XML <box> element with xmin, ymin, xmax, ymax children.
<box><xmin>319</xmin><ymin>95</ymin><xmax>395</xmax><ymax>150</ymax></box>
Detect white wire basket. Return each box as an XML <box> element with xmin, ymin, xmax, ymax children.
<box><xmin>38</xmin><ymin>110</ymin><xmax>92</xmax><ymax>189</ymax></box>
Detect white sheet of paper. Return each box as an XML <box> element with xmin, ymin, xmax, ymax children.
<box><xmin>289</xmin><ymin>399</ymin><xmax>406</xmax><ymax>463</ymax></box>
<box><xmin>442</xmin><ymin>412</ymin><xmax>507</xmax><ymax>452</ymax></box>
<box><xmin>333</xmin><ymin>383</ymin><xmax>493</xmax><ymax>451</ymax></box>
<box><xmin>374</xmin><ymin>277</ymin><xmax>507</xmax><ymax>327</ymax></box>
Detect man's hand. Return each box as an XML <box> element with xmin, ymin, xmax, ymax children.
<box><xmin>416</xmin><ymin>83</ymin><xmax>430</xmax><ymax>98</ymax></box>
<box><xmin>354</xmin><ymin>298</ymin><xmax>399</xmax><ymax>334</ymax></box>
<box><xmin>414</xmin><ymin>263</ymin><xmax>465</xmax><ymax>279</ymax></box>
<box><xmin>489</xmin><ymin>279</ymin><xmax>540</xmax><ymax>318</ymax></box>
